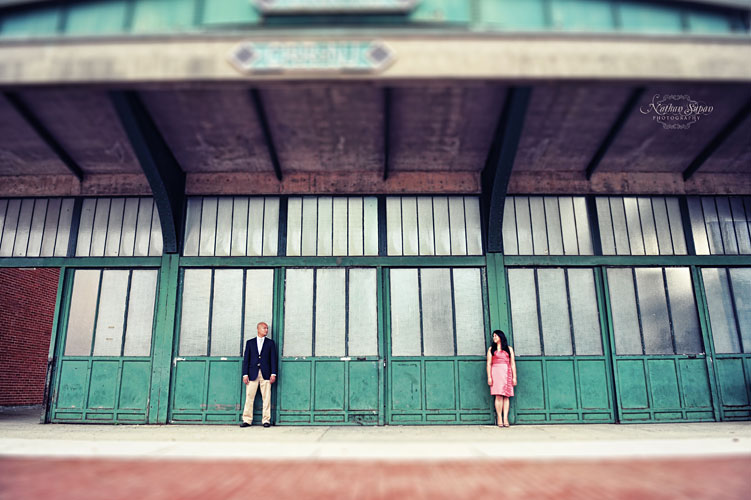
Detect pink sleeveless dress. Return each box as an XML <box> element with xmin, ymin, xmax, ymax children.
<box><xmin>490</xmin><ymin>350</ymin><xmax>514</xmax><ymax>397</ymax></box>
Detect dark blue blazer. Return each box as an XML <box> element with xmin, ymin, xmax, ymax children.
<box><xmin>242</xmin><ymin>337</ymin><xmax>278</xmax><ymax>381</ymax></box>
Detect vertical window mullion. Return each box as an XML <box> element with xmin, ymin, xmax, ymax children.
<box><xmin>120</xmin><ymin>270</ymin><xmax>134</xmax><ymax>356</ymax></box>
<box><xmin>632</xmin><ymin>268</ymin><xmax>646</xmax><ymax>355</ymax></box>
<box><xmin>344</xmin><ymin>268</ymin><xmax>350</xmax><ymax>357</ymax></box>
<box><xmin>89</xmin><ymin>271</ymin><xmax>105</xmax><ymax>357</ymax></box>
<box><xmin>564</xmin><ymin>269</ymin><xmax>577</xmax><ymax>355</ymax></box>
<box><xmin>311</xmin><ymin>269</ymin><xmax>317</xmax><ymax>356</ymax></box>
<box><xmin>240</xmin><ymin>269</ymin><xmax>247</xmax><ymax>355</ymax></box>
<box><xmin>662</xmin><ymin>268</ymin><xmax>678</xmax><ymax>355</ymax></box>
<box><xmin>533</xmin><ymin>269</ymin><xmax>545</xmax><ymax>355</ymax></box>
<box><xmin>417</xmin><ymin>268</ymin><xmax>425</xmax><ymax>356</ymax></box>
<box><xmin>450</xmin><ymin>268</ymin><xmax>458</xmax><ymax>356</ymax></box>
<box><xmin>725</xmin><ymin>268</ymin><xmax>745</xmax><ymax>352</ymax></box>
<box><xmin>207</xmin><ymin>270</ymin><xmax>215</xmax><ymax>356</ymax></box>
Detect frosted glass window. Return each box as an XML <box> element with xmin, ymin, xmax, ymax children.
<box><xmin>689</xmin><ymin>197</ymin><xmax>751</xmax><ymax>255</ymax></box>
<box><xmin>65</xmin><ymin>270</ymin><xmax>101</xmax><ymax>356</ymax></box>
<box><xmin>665</xmin><ymin>268</ymin><xmax>702</xmax><ymax>354</ymax></box>
<box><xmin>93</xmin><ymin>270</ymin><xmax>129</xmax><ymax>356</ymax></box>
<box><xmin>315</xmin><ymin>269</ymin><xmax>346</xmax><ymax>356</ymax></box>
<box><xmin>503</xmin><ymin>196</ymin><xmax>592</xmax><ymax>256</ymax></box>
<box><xmin>348</xmin><ymin>197</ymin><xmax>364</xmax><ymax>256</ymax></box>
<box><xmin>730</xmin><ymin>268</ymin><xmax>751</xmax><ymax>353</ymax></box>
<box><xmin>417</xmin><ymin>197</ymin><xmax>435</xmax><ymax>256</ymax></box>
<box><xmin>317</xmin><ymin>197</ymin><xmax>333</xmax><ymax>257</ymax></box>
<box><xmin>635</xmin><ymin>268</ymin><xmax>673</xmax><ymax>355</ymax></box>
<box><xmin>104</xmin><ymin>198</ymin><xmax>124</xmax><ymax>257</ymax></box>
<box><xmin>249</xmin><ymin>197</ymin><xmax>266</xmax><ymax>257</ymax></box>
<box><xmin>390</xmin><ymin>269</ymin><xmax>421</xmax><ymax>356</ymax></box>
<box><xmin>133</xmin><ymin>198</ymin><xmax>153</xmax><ymax>257</ymax></box>
<box><xmin>363</xmin><ymin>197</ymin><xmax>379</xmax><ymax>256</ymax></box>
<box><xmin>179</xmin><ymin>269</ymin><xmax>212</xmax><ymax>356</ymax></box>
<box><xmin>12</xmin><ymin>199</ymin><xmax>34</xmax><ymax>257</ymax></box>
<box><xmin>388</xmin><ymin>196</ymin><xmax>481</xmax><ymax>256</ymax></box>
<box><xmin>244</xmin><ymin>269</ymin><xmax>275</xmax><ymax>345</ymax></box>
<box><xmin>386</xmin><ymin>197</ymin><xmax>403</xmax><ymax>256</ymax></box>
<box><xmin>348</xmin><ymin>269</ymin><xmax>378</xmax><ymax>356</ymax></box>
<box><xmin>284</xmin><ymin>269</ymin><xmax>314</xmax><ymax>357</ymax></box>
<box><xmin>538</xmin><ymin>268</ymin><xmax>573</xmax><ymax>355</ymax></box>
<box><xmin>568</xmin><ymin>269</ymin><xmax>603</xmax><ymax>355</ymax></box>
<box><xmin>0</xmin><ymin>198</ymin><xmax>76</xmax><ymax>257</ymax></box>
<box><xmin>599</xmin><ymin>197</ymin><xmax>685</xmax><ymax>256</ymax></box>
<box><xmin>286</xmin><ymin>198</ymin><xmax>302</xmax><ymax>257</ymax></box>
<box><xmin>453</xmin><ymin>268</ymin><xmax>486</xmax><ymax>355</ymax></box>
<box><xmin>333</xmin><ymin>197</ymin><xmax>349</xmax><ymax>256</ymax></box>
<box><xmin>421</xmin><ymin>268</ymin><xmax>454</xmax><ymax>356</ymax></box>
<box><xmin>402</xmin><ymin>197</ymin><xmax>419</xmax><ymax>256</ymax></box>
<box><xmin>119</xmin><ymin>198</ymin><xmax>139</xmax><ymax>257</ymax></box>
<box><xmin>231</xmin><ymin>198</ymin><xmax>249</xmax><ymax>257</ymax></box>
<box><xmin>703</xmin><ymin>268</ymin><xmax>751</xmax><ymax>354</ymax></box>
<box><xmin>74</xmin><ymin>198</ymin><xmax>160</xmax><ymax>257</ymax></box>
<box><xmin>507</xmin><ymin>269</ymin><xmax>541</xmax><ymax>355</ymax></box>
<box><xmin>183</xmin><ymin>197</ymin><xmax>278</xmax><ymax>257</ymax></box>
<box><xmin>123</xmin><ymin>270</ymin><xmax>157</xmax><ymax>356</ymax></box>
<box><xmin>301</xmin><ymin>197</ymin><xmax>318</xmax><ymax>256</ymax></box>
<box><xmin>502</xmin><ymin>198</ymin><xmax>518</xmax><ymax>255</ymax></box>
<box><xmin>448</xmin><ymin>196</ymin><xmax>467</xmax><ymax>256</ymax></box>
<box><xmin>214</xmin><ymin>198</ymin><xmax>233</xmax><ymax>257</ymax></box>
<box><xmin>26</xmin><ymin>199</ymin><xmax>47</xmax><ymax>257</ymax></box>
<box><xmin>608</xmin><ymin>268</ymin><xmax>642</xmax><ymax>355</ymax></box>
<box><xmin>199</xmin><ymin>197</ymin><xmax>218</xmax><ymax>257</ymax></box>
<box><xmin>210</xmin><ymin>269</ymin><xmax>243</xmax><ymax>356</ymax></box>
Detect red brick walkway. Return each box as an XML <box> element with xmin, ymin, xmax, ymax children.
<box><xmin>1</xmin><ymin>457</ymin><xmax>749</xmax><ymax>499</ymax></box>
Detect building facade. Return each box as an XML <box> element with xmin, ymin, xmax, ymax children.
<box><xmin>0</xmin><ymin>0</ymin><xmax>749</xmax><ymax>425</ymax></box>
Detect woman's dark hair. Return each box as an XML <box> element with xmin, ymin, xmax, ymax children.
<box><xmin>490</xmin><ymin>330</ymin><xmax>510</xmax><ymax>355</ymax></box>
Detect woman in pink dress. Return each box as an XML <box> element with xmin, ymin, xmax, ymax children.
<box><xmin>487</xmin><ymin>330</ymin><xmax>517</xmax><ymax>427</ymax></box>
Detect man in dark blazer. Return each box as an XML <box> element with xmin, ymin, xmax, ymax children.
<box><xmin>240</xmin><ymin>321</ymin><xmax>277</xmax><ymax>428</ymax></box>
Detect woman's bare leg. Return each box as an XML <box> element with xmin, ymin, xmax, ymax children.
<box><xmin>502</xmin><ymin>397</ymin><xmax>510</xmax><ymax>427</ymax></box>
<box><xmin>494</xmin><ymin>396</ymin><xmax>503</xmax><ymax>426</ymax></box>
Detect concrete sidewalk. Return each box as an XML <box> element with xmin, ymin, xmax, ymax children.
<box><xmin>2</xmin><ymin>406</ymin><xmax>750</xmax><ymax>461</ymax></box>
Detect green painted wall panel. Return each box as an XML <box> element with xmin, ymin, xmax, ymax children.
<box><xmin>477</xmin><ymin>0</ymin><xmax>547</xmax><ymax>30</ymax></box>
<box><xmin>201</xmin><ymin>0</ymin><xmax>261</xmax><ymax>25</ymax></box>
<box><xmin>56</xmin><ymin>360</ymin><xmax>89</xmax><ymax>409</ymax></box>
<box><xmin>131</xmin><ymin>0</ymin><xmax>197</xmax><ymax>33</ymax></box>
<box><xmin>172</xmin><ymin>361</ymin><xmax>206</xmax><ymax>410</ymax></box>
<box><xmin>618</xmin><ymin>3</ymin><xmax>685</xmax><ymax>33</ymax></box>
<box><xmin>550</xmin><ymin>0</ymin><xmax>615</xmax><ymax>32</ymax></box>
<box><xmin>88</xmin><ymin>361</ymin><xmax>119</xmax><ymax>409</ymax></box>
<box><xmin>547</xmin><ymin>360</ymin><xmax>578</xmax><ymax>410</ymax></box>
<box><xmin>348</xmin><ymin>361</ymin><xmax>379</xmax><ymax>411</ymax></box>
<box><xmin>314</xmin><ymin>361</ymin><xmax>345</xmax><ymax>410</ymax></box>
<box><xmin>458</xmin><ymin>361</ymin><xmax>489</xmax><ymax>410</ymax></box>
<box><xmin>207</xmin><ymin>360</ymin><xmax>241</xmax><ymax>411</ymax></box>
<box><xmin>686</xmin><ymin>11</ymin><xmax>733</xmax><ymax>34</ymax></box>
<box><xmin>425</xmin><ymin>360</ymin><xmax>455</xmax><ymax>410</ymax></box>
<box><xmin>119</xmin><ymin>361</ymin><xmax>151</xmax><ymax>410</ymax></box>
<box><xmin>717</xmin><ymin>358</ymin><xmax>750</xmax><ymax>406</ymax></box>
<box><xmin>391</xmin><ymin>361</ymin><xmax>422</xmax><ymax>411</ymax></box>
<box><xmin>647</xmin><ymin>359</ymin><xmax>681</xmax><ymax>409</ymax></box>
<box><xmin>280</xmin><ymin>361</ymin><xmax>311</xmax><ymax>411</ymax></box>
<box><xmin>411</xmin><ymin>0</ymin><xmax>472</xmax><ymax>24</ymax></box>
<box><xmin>515</xmin><ymin>360</ymin><xmax>545</xmax><ymax>410</ymax></box>
<box><xmin>578</xmin><ymin>359</ymin><xmax>610</xmax><ymax>409</ymax></box>
<box><xmin>678</xmin><ymin>358</ymin><xmax>712</xmax><ymax>408</ymax></box>
<box><xmin>0</xmin><ymin>7</ymin><xmax>61</xmax><ymax>37</ymax></box>
<box><xmin>64</xmin><ymin>1</ymin><xmax>129</xmax><ymax>35</ymax></box>
<box><xmin>616</xmin><ymin>360</ymin><xmax>649</xmax><ymax>409</ymax></box>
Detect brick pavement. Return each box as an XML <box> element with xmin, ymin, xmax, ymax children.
<box><xmin>1</xmin><ymin>456</ymin><xmax>749</xmax><ymax>500</ymax></box>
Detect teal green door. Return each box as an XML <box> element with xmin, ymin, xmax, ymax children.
<box><xmin>169</xmin><ymin>268</ymin><xmax>278</xmax><ymax>423</ymax></box>
<box><xmin>605</xmin><ymin>267</ymin><xmax>715</xmax><ymax>422</ymax></box>
<box><xmin>386</xmin><ymin>267</ymin><xmax>493</xmax><ymax>424</ymax></box>
<box><xmin>700</xmin><ymin>267</ymin><xmax>751</xmax><ymax>421</ymax></box>
<box><xmin>50</xmin><ymin>268</ymin><xmax>158</xmax><ymax>423</ymax></box>
<box><xmin>277</xmin><ymin>268</ymin><xmax>383</xmax><ymax>425</ymax></box>
<box><xmin>507</xmin><ymin>267</ymin><xmax>616</xmax><ymax>423</ymax></box>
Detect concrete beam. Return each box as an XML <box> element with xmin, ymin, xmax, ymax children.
<box><xmin>508</xmin><ymin>171</ymin><xmax>751</xmax><ymax>195</ymax></box>
<box><xmin>0</xmin><ymin>174</ymin><xmax>151</xmax><ymax>197</ymax></box>
<box><xmin>0</xmin><ymin>35</ymin><xmax>749</xmax><ymax>85</ymax></box>
<box><xmin>184</xmin><ymin>171</ymin><xmax>480</xmax><ymax>195</ymax></box>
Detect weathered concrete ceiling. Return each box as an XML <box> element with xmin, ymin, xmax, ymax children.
<box><xmin>0</xmin><ymin>81</ymin><xmax>749</xmax><ymax>197</ymax></box>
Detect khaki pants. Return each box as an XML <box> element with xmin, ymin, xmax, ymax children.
<box><xmin>242</xmin><ymin>369</ymin><xmax>271</xmax><ymax>425</ymax></box>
